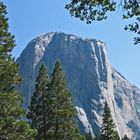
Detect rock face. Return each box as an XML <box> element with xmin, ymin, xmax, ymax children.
<box><xmin>17</xmin><ymin>32</ymin><xmax>140</xmax><ymax>139</ymax></box>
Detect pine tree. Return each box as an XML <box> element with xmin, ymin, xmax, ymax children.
<box><xmin>0</xmin><ymin>2</ymin><xmax>36</xmax><ymax>139</ymax></box>
<box><xmin>0</xmin><ymin>92</ymin><xmax>36</xmax><ymax>140</ymax></box>
<box><xmin>100</xmin><ymin>102</ymin><xmax>120</xmax><ymax>140</ymax></box>
<box><xmin>86</xmin><ymin>131</ymin><xmax>94</xmax><ymax>140</ymax></box>
<box><xmin>122</xmin><ymin>135</ymin><xmax>130</xmax><ymax>140</ymax></box>
<box><xmin>0</xmin><ymin>1</ymin><xmax>15</xmax><ymax>58</ymax></box>
<box><xmin>27</xmin><ymin>64</ymin><xmax>49</xmax><ymax>140</ymax></box>
<box><xmin>0</xmin><ymin>1</ymin><xmax>21</xmax><ymax>93</ymax></box>
<box><xmin>48</xmin><ymin>60</ymin><xmax>83</xmax><ymax>140</ymax></box>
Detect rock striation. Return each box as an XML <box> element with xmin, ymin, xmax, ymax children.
<box><xmin>17</xmin><ymin>32</ymin><xmax>140</xmax><ymax>139</ymax></box>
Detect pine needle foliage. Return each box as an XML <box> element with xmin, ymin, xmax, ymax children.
<box><xmin>100</xmin><ymin>102</ymin><xmax>120</xmax><ymax>140</ymax></box>
<box><xmin>0</xmin><ymin>2</ymin><xmax>36</xmax><ymax>139</ymax></box>
<box><xmin>28</xmin><ymin>61</ymin><xmax>83</xmax><ymax>140</ymax></box>
<box><xmin>27</xmin><ymin>64</ymin><xmax>49</xmax><ymax>140</ymax></box>
<box><xmin>47</xmin><ymin>60</ymin><xmax>83</xmax><ymax>140</ymax></box>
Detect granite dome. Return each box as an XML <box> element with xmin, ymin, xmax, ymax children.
<box><xmin>17</xmin><ymin>32</ymin><xmax>140</xmax><ymax>140</ymax></box>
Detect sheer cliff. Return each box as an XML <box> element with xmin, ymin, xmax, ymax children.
<box><xmin>17</xmin><ymin>32</ymin><xmax>140</xmax><ymax>139</ymax></box>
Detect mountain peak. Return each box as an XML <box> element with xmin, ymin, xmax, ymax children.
<box><xmin>17</xmin><ymin>32</ymin><xmax>140</xmax><ymax>140</ymax></box>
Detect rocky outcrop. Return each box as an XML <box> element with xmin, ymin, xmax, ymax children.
<box><xmin>17</xmin><ymin>32</ymin><xmax>140</xmax><ymax>139</ymax></box>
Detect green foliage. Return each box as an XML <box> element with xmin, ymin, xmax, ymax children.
<box><xmin>0</xmin><ymin>2</ymin><xmax>15</xmax><ymax>58</ymax></box>
<box><xmin>0</xmin><ymin>58</ymin><xmax>21</xmax><ymax>93</ymax></box>
<box><xmin>0</xmin><ymin>93</ymin><xmax>36</xmax><ymax>140</ymax></box>
<box><xmin>122</xmin><ymin>135</ymin><xmax>130</xmax><ymax>140</ymax></box>
<box><xmin>27</xmin><ymin>64</ymin><xmax>49</xmax><ymax>139</ymax></box>
<box><xmin>93</xmin><ymin>134</ymin><xmax>101</xmax><ymax>140</ymax></box>
<box><xmin>100</xmin><ymin>102</ymin><xmax>120</xmax><ymax>140</ymax></box>
<box><xmin>66</xmin><ymin>0</ymin><xmax>140</xmax><ymax>45</ymax></box>
<box><xmin>0</xmin><ymin>2</ymin><xmax>36</xmax><ymax>139</ymax></box>
<box><xmin>85</xmin><ymin>131</ymin><xmax>94</xmax><ymax>140</ymax></box>
<box><xmin>48</xmin><ymin>60</ymin><xmax>83</xmax><ymax>140</ymax></box>
<box><xmin>122</xmin><ymin>0</ymin><xmax>140</xmax><ymax>44</ymax></box>
<box><xmin>0</xmin><ymin>1</ymin><xmax>21</xmax><ymax>93</ymax></box>
<box><xmin>66</xmin><ymin>0</ymin><xmax>116</xmax><ymax>22</ymax></box>
<box><xmin>28</xmin><ymin>61</ymin><xmax>83</xmax><ymax>140</ymax></box>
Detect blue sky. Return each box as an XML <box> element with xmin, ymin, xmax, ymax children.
<box><xmin>3</xmin><ymin>0</ymin><xmax>140</xmax><ymax>88</ymax></box>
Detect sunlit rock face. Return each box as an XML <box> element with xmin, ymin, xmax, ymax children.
<box><xmin>17</xmin><ymin>32</ymin><xmax>140</xmax><ymax>140</ymax></box>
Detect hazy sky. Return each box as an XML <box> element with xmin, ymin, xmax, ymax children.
<box><xmin>3</xmin><ymin>0</ymin><xmax>140</xmax><ymax>88</ymax></box>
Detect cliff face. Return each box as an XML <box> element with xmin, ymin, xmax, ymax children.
<box><xmin>17</xmin><ymin>32</ymin><xmax>140</xmax><ymax>139</ymax></box>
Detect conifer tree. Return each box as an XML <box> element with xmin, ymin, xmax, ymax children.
<box><xmin>0</xmin><ymin>1</ymin><xmax>21</xmax><ymax>93</ymax></box>
<box><xmin>85</xmin><ymin>131</ymin><xmax>94</xmax><ymax>140</ymax></box>
<box><xmin>100</xmin><ymin>102</ymin><xmax>120</xmax><ymax>140</ymax></box>
<box><xmin>48</xmin><ymin>60</ymin><xmax>83</xmax><ymax>140</ymax></box>
<box><xmin>0</xmin><ymin>92</ymin><xmax>36</xmax><ymax>140</ymax></box>
<box><xmin>0</xmin><ymin>2</ymin><xmax>36</xmax><ymax>139</ymax></box>
<box><xmin>122</xmin><ymin>135</ymin><xmax>130</xmax><ymax>140</ymax></box>
<box><xmin>0</xmin><ymin>1</ymin><xmax>15</xmax><ymax>58</ymax></box>
<box><xmin>27</xmin><ymin>64</ymin><xmax>49</xmax><ymax>140</ymax></box>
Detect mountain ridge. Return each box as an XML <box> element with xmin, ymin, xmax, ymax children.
<box><xmin>17</xmin><ymin>32</ymin><xmax>140</xmax><ymax>139</ymax></box>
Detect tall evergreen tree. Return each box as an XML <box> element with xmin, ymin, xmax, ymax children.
<box><xmin>0</xmin><ymin>1</ymin><xmax>15</xmax><ymax>58</ymax></box>
<box><xmin>0</xmin><ymin>2</ymin><xmax>36</xmax><ymax>139</ymax></box>
<box><xmin>85</xmin><ymin>131</ymin><xmax>94</xmax><ymax>140</ymax></box>
<box><xmin>122</xmin><ymin>135</ymin><xmax>130</xmax><ymax>140</ymax></box>
<box><xmin>100</xmin><ymin>102</ymin><xmax>120</xmax><ymax>140</ymax></box>
<box><xmin>0</xmin><ymin>92</ymin><xmax>36</xmax><ymax>140</ymax></box>
<box><xmin>0</xmin><ymin>1</ymin><xmax>21</xmax><ymax>93</ymax></box>
<box><xmin>48</xmin><ymin>60</ymin><xmax>83</xmax><ymax>140</ymax></box>
<box><xmin>27</xmin><ymin>64</ymin><xmax>49</xmax><ymax>140</ymax></box>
